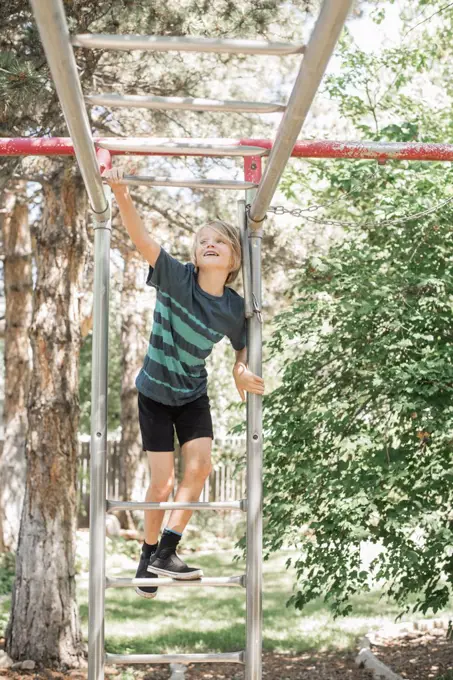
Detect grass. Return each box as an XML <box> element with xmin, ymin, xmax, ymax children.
<box><xmin>73</xmin><ymin>547</ymin><xmax>453</xmax><ymax>657</ymax></box>
<box><xmin>2</xmin><ymin>537</ymin><xmax>452</xmax><ymax>658</ymax></box>
<box><xmin>0</xmin><ymin>597</ymin><xmax>10</xmax><ymax>636</ymax></box>
<box><xmin>0</xmin><ymin>552</ymin><xmax>15</xmax><ymax>595</ymax></box>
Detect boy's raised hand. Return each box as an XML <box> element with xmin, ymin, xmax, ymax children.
<box><xmin>102</xmin><ymin>166</ymin><xmax>125</xmax><ymax>187</ymax></box>
<box><xmin>101</xmin><ymin>163</ymin><xmax>136</xmax><ymax>191</ymax></box>
<box><xmin>233</xmin><ymin>362</ymin><xmax>265</xmax><ymax>402</ymax></box>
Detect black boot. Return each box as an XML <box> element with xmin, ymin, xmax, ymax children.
<box><xmin>148</xmin><ymin>548</ymin><xmax>203</xmax><ymax>580</ymax></box>
<box><xmin>147</xmin><ymin>529</ymin><xmax>203</xmax><ymax>580</ymax></box>
<box><xmin>135</xmin><ymin>543</ymin><xmax>158</xmax><ymax>599</ymax></box>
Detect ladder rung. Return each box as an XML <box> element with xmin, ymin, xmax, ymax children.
<box><xmin>110</xmin><ymin>176</ymin><xmax>258</xmax><ymax>190</ymax></box>
<box><xmin>106</xmin><ymin>575</ymin><xmax>245</xmax><ymax>588</ymax></box>
<box><xmin>105</xmin><ymin>651</ymin><xmax>245</xmax><ymax>665</ymax></box>
<box><xmin>86</xmin><ymin>93</ymin><xmax>286</xmax><ymax>114</ymax></box>
<box><xmin>107</xmin><ymin>500</ymin><xmax>246</xmax><ymax>511</ymax></box>
<box><xmin>73</xmin><ymin>34</ymin><xmax>305</xmax><ymax>56</ymax></box>
<box><xmin>96</xmin><ymin>138</ymin><xmax>268</xmax><ymax>157</ymax></box>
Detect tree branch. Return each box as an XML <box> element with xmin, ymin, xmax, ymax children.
<box><xmin>129</xmin><ymin>192</ymin><xmax>195</xmax><ymax>235</ymax></box>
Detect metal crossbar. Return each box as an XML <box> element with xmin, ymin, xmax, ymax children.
<box><xmin>96</xmin><ymin>138</ymin><xmax>269</xmax><ymax>156</ymax></box>
<box><xmin>113</xmin><ymin>176</ymin><xmax>258</xmax><ymax>190</ymax></box>
<box><xmin>27</xmin><ymin>1</ymin><xmax>354</xmax><ymax>678</ymax></box>
<box><xmin>86</xmin><ymin>94</ymin><xmax>286</xmax><ymax>114</ymax></box>
<box><xmin>107</xmin><ymin>500</ymin><xmax>245</xmax><ymax>511</ymax></box>
<box><xmin>105</xmin><ymin>651</ymin><xmax>244</xmax><ymax>665</ymax></box>
<box><xmin>73</xmin><ymin>34</ymin><xmax>305</xmax><ymax>55</ymax></box>
<box><xmin>106</xmin><ymin>576</ymin><xmax>245</xmax><ymax>588</ymax></box>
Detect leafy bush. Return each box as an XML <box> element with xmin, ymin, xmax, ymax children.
<box><xmin>0</xmin><ymin>552</ymin><xmax>15</xmax><ymax>595</ymax></box>
<box><xmin>264</xmin><ymin>195</ymin><xmax>453</xmax><ymax>615</ymax></box>
<box><xmin>263</xmin><ymin>2</ymin><xmax>453</xmax><ymax>617</ymax></box>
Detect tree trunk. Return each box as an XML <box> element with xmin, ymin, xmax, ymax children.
<box><xmin>6</xmin><ymin>167</ymin><xmax>88</xmax><ymax>666</ymax></box>
<box><xmin>0</xmin><ymin>188</ymin><xmax>32</xmax><ymax>552</ymax></box>
<box><xmin>118</xmin><ymin>251</ymin><xmax>148</xmax><ymax>528</ymax></box>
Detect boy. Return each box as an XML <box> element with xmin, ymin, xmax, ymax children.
<box><xmin>103</xmin><ymin>167</ymin><xmax>265</xmax><ymax>598</ymax></box>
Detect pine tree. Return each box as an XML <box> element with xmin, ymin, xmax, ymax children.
<box><xmin>1</xmin><ymin>0</ymin><xmax>313</xmax><ymax>665</ymax></box>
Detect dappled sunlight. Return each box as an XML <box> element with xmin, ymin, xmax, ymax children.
<box><xmin>70</xmin><ymin>549</ymin><xmax>453</xmax><ymax>657</ymax></box>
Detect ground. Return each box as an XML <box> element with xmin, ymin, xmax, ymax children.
<box><xmin>2</xmin><ymin>637</ymin><xmax>453</xmax><ymax>679</ymax></box>
<box><xmin>371</xmin><ymin>628</ymin><xmax>453</xmax><ymax>680</ymax></box>
<box><xmin>1</xmin><ymin>534</ymin><xmax>453</xmax><ymax>680</ymax></box>
<box><xmin>0</xmin><ymin>650</ymin><xmax>374</xmax><ymax>679</ymax></box>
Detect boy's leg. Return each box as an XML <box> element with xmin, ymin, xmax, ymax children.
<box><xmin>147</xmin><ymin>395</ymin><xmax>213</xmax><ymax>580</ymax></box>
<box><xmin>147</xmin><ymin>437</ymin><xmax>212</xmax><ymax>580</ymax></box>
<box><xmin>166</xmin><ymin>437</ymin><xmax>212</xmax><ymax>533</ymax></box>
<box><xmin>137</xmin><ymin>391</ymin><xmax>175</xmax><ymax>544</ymax></box>
<box><xmin>144</xmin><ymin>450</ymin><xmax>175</xmax><ymax>544</ymax></box>
<box><xmin>167</xmin><ymin>393</ymin><xmax>213</xmax><ymax>531</ymax></box>
<box><xmin>135</xmin><ymin>451</ymin><xmax>174</xmax><ymax>599</ymax></box>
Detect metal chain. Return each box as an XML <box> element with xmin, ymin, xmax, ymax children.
<box><xmin>252</xmin><ymin>293</ymin><xmax>263</xmax><ymax>324</ymax></box>
<box><xmin>246</xmin><ymin>195</ymin><xmax>453</xmax><ymax>229</ymax></box>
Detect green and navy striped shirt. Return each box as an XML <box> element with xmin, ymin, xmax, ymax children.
<box><xmin>135</xmin><ymin>247</ymin><xmax>247</xmax><ymax>406</ymax></box>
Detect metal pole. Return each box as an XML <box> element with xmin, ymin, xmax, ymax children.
<box><xmin>244</xmin><ymin>180</ymin><xmax>263</xmax><ymax>679</ymax></box>
<box><xmin>29</xmin><ymin>0</ymin><xmax>109</xmax><ymax>218</ymax></box>
<box><xmin>248</xmin><ymin>0</ymin><xmax>353</xmax><ymax>229</ymax></box>
<box><xmin>238</xmin><ymin>199</ymin><xmax>253</xmax><ymax>319</ymax></box>
<box><xmin>88</xmin><ymin>144</ymin><xmax>112</xmax><ymax>680</ymax></box>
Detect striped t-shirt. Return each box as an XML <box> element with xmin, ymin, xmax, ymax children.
<box><xmin>135</xmin><ymin>247</ymin><xmax>247</xmax><ymax>406</ymax></box>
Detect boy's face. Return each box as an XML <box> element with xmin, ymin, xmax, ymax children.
<box><xmin>195</xmin><ymin>226</ymin><xmax>233</xmax><ymax>275</ymax></box>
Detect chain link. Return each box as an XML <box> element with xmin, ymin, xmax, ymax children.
<box><xmin>252</xmin><ymin>293</ymin><xmax>263</xmax><ymax>324</ymax></box>
<box><xmin>246</xmin><ymin>195</ymin><xmax>453</xmax><ymax>229</ymax></box>
<box><xmin>245</xmin><ymin>164</ymin><xmax>453</xmax><ymax>228</ymax></box>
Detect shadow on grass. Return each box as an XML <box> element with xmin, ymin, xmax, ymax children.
<box><xmin>106</xmin><ymin>627</ymin><xmax>245</xmax><ymax>655</ymax></box>
<box><xmin>74</xmin><ymin>550</ymin><xmax>453</xmax><ymax>658</ymax></box>
<box><xmin>104</xmin><ymin>620</ymin><xmax>363</xmax><ymax>656</ymax></box>
<box><xmin>80</xmin><ymin>591</ymin><xmax>246</xmax><ymax>625</ymax></box>
<box><xmin>0</xmin><ymin>598</ymin><xmax>11</xmax><ymax>636</ymax></box>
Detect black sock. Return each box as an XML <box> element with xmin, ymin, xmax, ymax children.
<box><xmin>142</xmin><ymin>541</ymin><xmax>158</xmax><ymax>559</ymax></box>
<box><xmin>157</xmin><ymin>528</ymin><xmax>182</xmax><ymax>552</ymax></box>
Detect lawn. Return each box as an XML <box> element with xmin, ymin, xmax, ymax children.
<box><xmin>1</xmin><ymin>535</ymin><xmax>452</xmax><ymax>661</ymax></box>
<box><xmin>73</xmin><ymin>539</ymin><xmax>453</xmax><ymax>658</ymax></box>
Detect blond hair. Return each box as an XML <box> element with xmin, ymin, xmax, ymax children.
<box><xmin>191</xmin><ymin>219</ymin><xmax>242</xmax><ymax>285</ymax></box>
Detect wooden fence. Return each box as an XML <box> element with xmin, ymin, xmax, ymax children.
<box><xmin>77</xmin><ymin>438</ymin><xmax>246</xmax><ymax>526</ymax></box>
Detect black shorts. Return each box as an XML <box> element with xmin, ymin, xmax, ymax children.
<box><xmin>138</xmin><ymin>391</ymin><xmax>214</xmax><ymax>452</ymax></box>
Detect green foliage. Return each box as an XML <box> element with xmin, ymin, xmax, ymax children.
<box><xmin>0</xmin><ymin>552</ymin><xmax>15</xmax><ymax>595</ymax></box>
<box><xmin>1</xmin><ymin>0</ymin><xmax>311</xmax><ymax>138</ymax></box>
<box><xmin>79</xmin><ymin>320</ymin><xmax>122</xmax><ymax>435</ymax></box>
<box><xmin>0</xmin><ymin>52</ymin><xmax>46</xmax><ymax>122</ymax></box>
<box><xmin>106</xmin><ymin>536</ymin><xmax>141</xmax><ymax>561</ymax></box>
<box><xmin>263</xmin><ymin>1</ymin><xmax>453</xmax><ymax>618</ymax></box>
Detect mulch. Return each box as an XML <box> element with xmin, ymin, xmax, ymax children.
<box><xmin>371</xmin><ymin>628</ymin><xmax>453</xmax><ymax>680</ymax></box>
<box><xmin>184</xmin><ymin>651</ymin><xmax>375</xmax><ymax>679</ymax></box>
<box><xmin>1</xmin><ymin>632</ymin><xmax>452</xmax><ymax>679</ymax></box>
<box><xmin>0</xmin><ymin>651</ymin><xmax>374</xmax><ymax>680</ymax></box>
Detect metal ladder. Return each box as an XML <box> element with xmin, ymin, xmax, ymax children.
<box><xmin>29</xmin><ymin>1</ymin><xmax>353</xmax><ymax>678</ymax></box>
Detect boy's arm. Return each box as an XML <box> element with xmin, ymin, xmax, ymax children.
<box><xmin>233</xmin><ymin>347</ymin><xmax>265</xmax><ymax>402</ymax></box>
<box><xmin>234</xmin><ymin>347</ymin><xmax>247</xmax><ymax>371</ymax></box>
<box><xmin>103</xmin><ymin>169</ymin><xmax>161</xmax><ymax>267</ymax></box>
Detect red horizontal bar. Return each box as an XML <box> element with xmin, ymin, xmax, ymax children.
<box><xmin>241</xmin><ymin>139</ymin><xmax>453</xmax><ymax>162</ymax></box>
<box><xmin>2</xmin><ymin>137</ymin><xmax>453</xmax><ymax>161</ymax></box>
<box><xmin>1</xmin><ymin>138</ymin><xmax>77</xmax><ymax>156</ymax></box>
